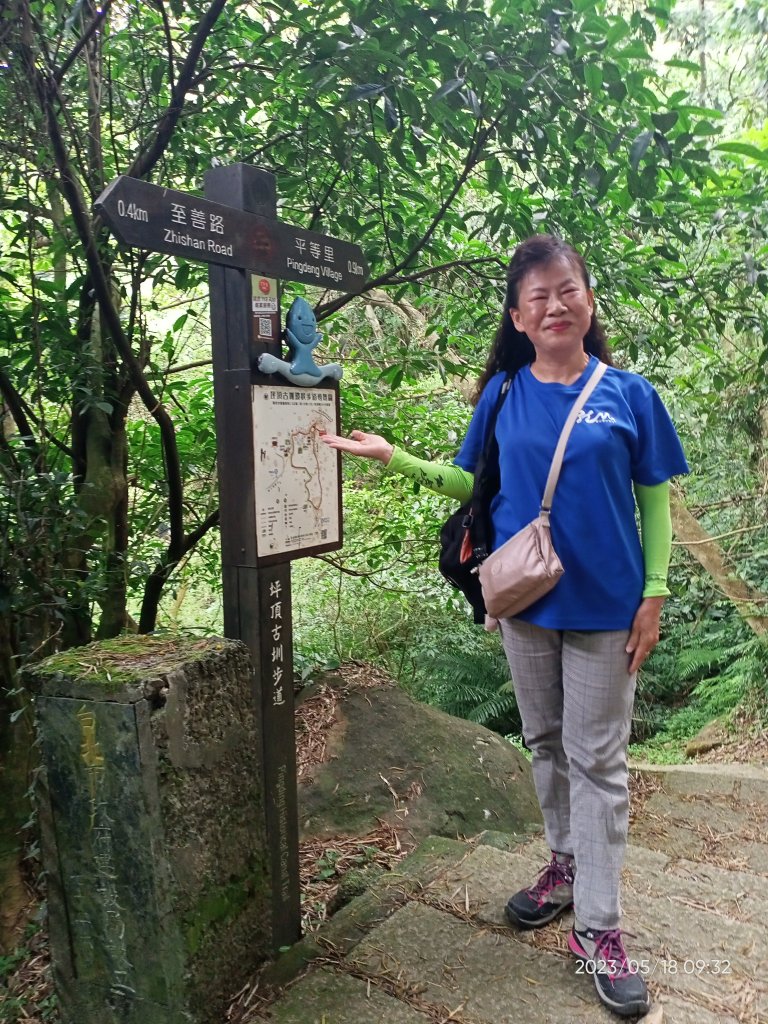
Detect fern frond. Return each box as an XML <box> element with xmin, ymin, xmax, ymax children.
<box><xmin>676</xmin><ymin>644</ymin><xmax>734</xmax><ymax>681</ymax></box>
<box><xmin>413</xmin><ymin>643</ymin><xmax>518</xmax><ymax>733</ymax></box>
<box><xmin>467</xmin><ymin>694</ymin><xmax>519</xmax><ymax>726</ymax></box>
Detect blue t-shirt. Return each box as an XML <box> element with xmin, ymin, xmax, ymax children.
<box><xmin>455</xmin><ymin>356</ymin><xmax>689</xmax><ymax>630</ymax></box>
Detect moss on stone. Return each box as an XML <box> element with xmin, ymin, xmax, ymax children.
<box><xmin>298</xmin><ymin>681</ymin><xmax>541</xmax><ymax>846</ymax></box>
<box><xmin>183</xmin><ymin>870</ymin><xmax>264</xmax><ymax>957</ymax></box>
<box><xmin>29</xmin><ymin>634</ymin><xmax>230</xmax><ymax>690</ymax></box>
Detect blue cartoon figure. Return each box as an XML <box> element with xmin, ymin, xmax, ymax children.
<box><xmin>257</xmin><ymin>297</ymin><xmax>342</xmax><ymax>386</ymax></box>
<box><xmin>286</xmin><ymin>296</ymin><xmax>322</xmax><ymax>376</ymax></box>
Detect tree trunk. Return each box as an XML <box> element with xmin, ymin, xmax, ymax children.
<box><xmin>0</xmin><ymin>622</ymin><xmax>34</xmax><ymax>953</ymax></box>
<box><xmin>670</xmin><ymin>487</ymin><xmax>768</xmax><ymax>636</ymax></box>
<box><xmin>91</xmin><ymin>413</ymin><xmax>130</xmax><ymax>640</ymax></box>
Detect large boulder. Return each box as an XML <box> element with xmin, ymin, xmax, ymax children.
<box><xmin>297</xmin><ymin>671</ymin><xmax>541</xmax><ymax>847</ymax></box>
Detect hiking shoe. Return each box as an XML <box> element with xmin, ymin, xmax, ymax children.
<box><xmin>568</xmin><ymin>925</ymin><xmax>650</xmax><ymax>1018</ymax></box>
<box><xmin>504</xmin><ymin>852</ymin><xmax>574</xmax><ymax>928</ymax></box>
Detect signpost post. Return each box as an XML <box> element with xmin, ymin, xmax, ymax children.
<box><xmin>95</xmin><ymin>164</ymin><xmax>368</xmax><ymax>950</ymax></box>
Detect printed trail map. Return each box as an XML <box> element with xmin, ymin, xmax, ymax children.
<box><xmin>252</xmin><ymin>386</ymin><xmax>341</xmax><ymax>557</ymax></box>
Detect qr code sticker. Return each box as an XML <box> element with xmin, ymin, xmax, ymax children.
<box><xmin>258</xmin><ymin>317</ymin><xmax>273</xmax><ymax>338</ymax></box>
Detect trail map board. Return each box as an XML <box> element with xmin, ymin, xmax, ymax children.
<box><xmin>95</xmin><ymin>165</ymin><xmax>367</xmax><ymax>950</ymax></box>
<box><xmin>253</xmin><ymin>386</ymin><xmax>341</xmax><ymax>562</ymax></box>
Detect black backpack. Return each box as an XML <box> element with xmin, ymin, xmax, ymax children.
<box><xmin>438</xmin><ymin>377</ymin><xmax>511</xmax><ymax>623</ymax></box>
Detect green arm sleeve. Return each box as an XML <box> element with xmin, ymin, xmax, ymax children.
<box><xmin>383</xmin><ymin>446</ymin><xmax>474</xmax><ymax>503</ymax></box>
<box><xmin>634</xmin><ymin>480</ymin><xmax>673</xmax><ymax>598</ymax></box>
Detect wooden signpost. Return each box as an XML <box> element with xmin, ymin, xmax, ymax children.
<box><xmin>95</xmin><ymin>164</ymin><xmax>368</xmax><ymax>950</ymax></box>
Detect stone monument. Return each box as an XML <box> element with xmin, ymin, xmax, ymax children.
<box><xmin>28</xmin><ymin>634</ymin><xmax>267</xmax><ymax>1024</ymax></box>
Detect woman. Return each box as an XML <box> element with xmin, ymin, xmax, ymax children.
<box><xmin>320</xmin><ymin>235</ymin><xmax>688</xmax><ymax>1019</ymax></box>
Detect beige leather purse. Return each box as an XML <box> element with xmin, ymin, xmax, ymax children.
<box><xmin>478</xmin><ymin>361</ymin><xmax>607</xmax><ymax>620</ymax></box>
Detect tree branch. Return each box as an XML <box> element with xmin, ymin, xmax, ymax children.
<box><xmin>381</xmin><ymin>255</ymin><xmax>507</xmax><ymax>288</ymax></box>
<box><xmin>182</xmin><ymin>507</ymin><xmax>220</xmax><ymax>554</ymax></box>
<box><xmin>147</xmin><ymin>358</ymin><xmax>213</xmax><ymax>377</ymax></box>
<box><xmin>670</xmin><ymin>486</ymin><xmax>768</xmax><ymax>635</ymax></box>
<box><xmin>0</xmin><ymin>364</ymin><xmax>41</xmax><ymax>464</ymax></box>
<box><xmin>127</xmin><ymin>0</ymin><xmax>228</xmax><ymax>181</ymax></box>
<box><xmin>308</xmin><ymin>163</ymin><xmax>346</xmax><ymax>232</ymax></box>
<box><xmin>138</xmin><ymin>508</ymin><xmax>220</xmax><ymax>632</ymax></box>
<box><xmin>21</xmin><ymin>30</ymin><xmax>187</xmax><ymax>570</ymax></box>
<box><xmin>153</xmin><ymin>0</ymin><xmax>177</xmax><ymax>90</ymax></box>
<box><xmin>54</xmin><ymin>0</ymin><xmax>113</xmax><ymax>85</ymax></box>
<box><xmin>315</xmin><ymin>115</ymin><xmax>502</xmax><ymax>319</ymax></box>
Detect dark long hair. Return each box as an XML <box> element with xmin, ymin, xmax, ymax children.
<box><xmin>472</xmin><ymin>235</ymin><xmax>613</xmax><ymax>404</ymax></box>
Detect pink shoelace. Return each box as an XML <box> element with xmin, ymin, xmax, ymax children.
<box><xmin>593</xmin><ymin>929</ymin><xmax>634</xmax><ymax>979</ymax></box>
<box><xmin>529</xmin><ymin>857</ymin><xmax>573</xmax><ymax>904</ymax></box>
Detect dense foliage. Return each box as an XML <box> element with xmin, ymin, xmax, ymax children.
<box><xmin>1</xmin><ymin>0</ymin><xmax>765</xmax><ymax>659</ymax></box>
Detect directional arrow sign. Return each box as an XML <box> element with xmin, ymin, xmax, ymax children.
<box><xmin>94</xmin><ymin>176</ymin><xmax>369</xmax><ymax>293</ymax></box>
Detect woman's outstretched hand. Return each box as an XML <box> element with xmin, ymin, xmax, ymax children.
<box><xmin>319</xmin><ymin>429</ymin><xmax>394</xmax><ymax>464</ymax></box>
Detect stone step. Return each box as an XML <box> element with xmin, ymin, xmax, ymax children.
<box><xmin>423</xmin><ymin>836</ymin><xmax>766</xmax><ymax>1020</ymax></box>
<box><xmin>261</xmin><ymin>764</ymin><xmax>768</xmax><ymax>1024</ymax></box>
<box><xmin>350</xmin><ymin>900</ymin><xmax>617</xmax><ymax>1023</ymax></box>
<box><xmin>267</xmin><ymin>968</ymin><xmax>432</xmax><ymax>1024</ymax></box>
<box><xmin>621</xmin><ymin>842</ymin><xmax>758</xmax><ymax>925</ymax></box>
<box><xmin>631</xmin><ymin>789</ymin><xmax>768</xmax><ymax>874</ymax></box>
<box><xmin>633</xmin><ymin>762</ymin><xmax>768</xmax><ymax>805</ymax></box>
<box><xmin>435</xmin><ymin>834</ymin><xmax>760</xmax><ymax>928</ymax></box>
<box><xmin>346</xmin><ymin>898</ymin><xmax>748</xmax><ymax>1024</ymax></box>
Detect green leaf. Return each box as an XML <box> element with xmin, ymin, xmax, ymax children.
<box><xmin>605</xmin><ymin>21</ymin><xmax>630</xmax><ymax>46</ymax></box>
<box><xmin>175</xmin><ymin>264</ymin><xmax>191</xmax><ymax>289</ymax></box>
<box><xmin>583</xmin><ymin>63</ymin><xmax>602</xmax><ymax>94</ymax></box>
<box><xmin>692</xmin><ymin>120</ymin><xmax>719</xmax><ymax>136</ymax></box>
<box><xmin>431</xmin><ymin>78</ymin><xmax>465</xmax><ymax>102</ymax></box>
<box><xmin>629</xmin><ymin>129</ymin><xmax>653</xmax><ymax>171</ymax></box>
<box><xmin>584</xmin><ymin>164</ymin><xmax>603</xmax><ymax>191</ymax></box>
<box><xmin>616</xmin><ymin>41</ymin><xmax>651</xmax><ymax>59</ymax></box>
<box><xmin>651</xmin><ymin>111</ymin><xmax>678</xmax><ymax>133</ymax></box>
<box><xmin>653</xmin><ymin>131</ymin><xmax>672</xmax><ymax>160</ymax></box>
<box><xmin>411</xmin><ymin>132</ymin><xmax>429</xmax><ymax>164</ymax></box>
<box><xmin>653</xmin><ymin>245</ymin><xmax>680</xmax><ymax>261</ymax></box>
<box><xmin>664</xmin><ymin>58</ymin><xmax>700</xmax><ymax>73</ymax></box>
<box><xmin>383</xmin><ymin>95</ymin><xmax>399</xmax><ymax>132</ymax></box>
<box><xmin>486</xmin><ymin>157</ymin><xmax>503</xmax><ymax>192</ymax></box>
<box><xmin>464</xmin><ymin>89</ymin><xmax>481</xmax><ymax>117</ymax></box>
<box><xmin>150</xmin><ymin>63</ymin><xmax>165</xmax><ymax>95</ymax></box>
<box><xmin>346</xmin><ymin>83</ymin><xmax>386</xmax><ymax>102</ymax></box>
<box><xmin>714</xmin><ymin>142</ymin><xmax>768</xmax><ymax>163</ymax></box>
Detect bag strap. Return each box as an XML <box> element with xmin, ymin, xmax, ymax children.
<box><xmin>479</xmin><ymin>376</ymin><xmax>511</xmax><ymax>467</ymax></box>
<box><xmin>540</xmin><ymin>361</ymin><xmax>607</xmax><ymax>522</ymax></box>
<box><xmin>469</xmin><ymin>375</ymin><xmax>512</xmax><ymax>504</ymax></box>
<box><xmin>466</xmin><ymin>374</ymin><xmax>511</xmax><ymax>556</ymax></box>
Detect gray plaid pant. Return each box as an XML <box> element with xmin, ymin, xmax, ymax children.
<box><xmin>498</xmin><ymin>618</ymin><xmax>637</xmax><ymax>930</ymax></box>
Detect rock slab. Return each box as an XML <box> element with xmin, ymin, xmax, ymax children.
<box><xmin>298</xmin><ymin>675</ymin><xmax>541</xmax><ymax>845</ymax></box>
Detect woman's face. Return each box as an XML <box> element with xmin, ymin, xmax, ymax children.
<box><xmin>509</xmin><ymin>257</ymin><xmax>594</xmax><ymax>358</ymax></box>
